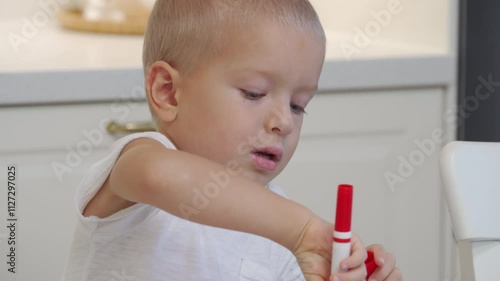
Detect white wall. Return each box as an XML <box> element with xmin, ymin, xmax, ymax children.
<box><xmin>0</xmin><ymin>0</ymin><xmax>40</xmax><ymax>20</ymax></box>
<box><xmin>310</xmin><ymin>0</ymin><xmax>451</xmax><ymax>53</ymax></box>
<box><xmin>2</xmin><ymin>0</ymin><xmax>450</xmax><ymax>54</ymax></box>
<box><xmin>0</xmin><ymin>0</ymin><xmax>82</xmax><ymax>21</ymax></box>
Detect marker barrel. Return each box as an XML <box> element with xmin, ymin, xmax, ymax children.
<box><xmin>331</xmin><ymin>184</ymin><xmax>353</xmax><ymax>274</ymax></box>
<box><xmin>331</xmin><ymin>231</ymin><xmax>352</xmax><ymax>273</ymax></box>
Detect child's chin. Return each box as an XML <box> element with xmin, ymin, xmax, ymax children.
<box><xmin>243</xmin><ymin>171</ymin><xmax>275</xmax><ymax>186</ymax></box>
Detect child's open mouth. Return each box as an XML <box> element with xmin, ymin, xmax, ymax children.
<box><xmin>254</xmin><ymin>151</ymin><xmax>276</xmax><ymax>160</ymax></box>
<box><xmin>251</xmin><ymin>147</ymin><xmax>283</xmax><ymax>171</ymax></box>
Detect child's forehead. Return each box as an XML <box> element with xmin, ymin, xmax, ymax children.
<box><xmin>223</xmin><ymin>21</ymin><xmax>325</xmax><ymax>55</ymax></box>
<box><xmin>190</xmin><ymin>30</ymin><xmax>324</xmax><ymax>92</ymax></box>
<box><xmin>223</xmin><ymin>23</ymin><xmax>323</xmax><ymax>61</ymax></box>
<box><xmin>181</xmin><ymin>20</ymin><xmax>325</xmax><ymax>82</ymax></box>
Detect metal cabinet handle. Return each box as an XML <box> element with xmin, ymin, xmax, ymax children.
<box><xmin>106</xmin><ymin>120</ymin><xmax>156</xmax><ymax>135</ymax></box>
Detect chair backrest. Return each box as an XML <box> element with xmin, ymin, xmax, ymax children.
<box><xmin>440</xmin><ymin>141</ymin><xmax>500</xmax><ymax>281</ymax></box>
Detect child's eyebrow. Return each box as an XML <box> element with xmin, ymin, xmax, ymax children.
<box><xmin>294</xmin><ymin>84</ymin><xmax>318</xmax><ymax>94</ymax></box>
<box><xmin>232</xmin><ymin>67</ymin><xmax>318</xmax><ymax>94</ymax></box>
<box><xmin>231</xmin><ymin>67</ymin><xmax>276</xmax><ymax>84</ymax></box>
<box><xmin>233</xmin><ymin>67</ymin><xmax>275</xmax><ymax>79</ymax></box>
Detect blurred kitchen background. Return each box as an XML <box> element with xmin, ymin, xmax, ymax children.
<box><xmin>0</xmin><ymin>0</ymin><xmax>477</xmax><ymax>281</ymax></box>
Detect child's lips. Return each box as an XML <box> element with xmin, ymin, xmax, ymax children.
<box><xmin>250</xmin><ymin>147</ymin><xmax>283</xmax><ymax>171</ymax></box>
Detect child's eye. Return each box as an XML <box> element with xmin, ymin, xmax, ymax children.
<box><xmin>290</xmin><ymin>103</ymin><xmax>307</xmax><ymax>114</ymax></box>
<box><xmin>242</xmin><ymin>90</ymin><xmax>265</xmax><ymax>100</ymax></box>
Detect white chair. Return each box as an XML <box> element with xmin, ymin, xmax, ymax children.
<box><xmin>440</xmin><ymin>141</ymin><xmax>500</xmax><ymax>281</ymax></box>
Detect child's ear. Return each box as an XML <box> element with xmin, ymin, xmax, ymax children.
<box><xmin>146</xmin><ymin>61</ymin><xmax>182</xmax><ymax>122</ymax></box>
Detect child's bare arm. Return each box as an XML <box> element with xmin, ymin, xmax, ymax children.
<box><xmin>83</xmin><ymin>138</ymin><xmax>371</xmax><ymax>280</ymax></box>
<box><xmin>105</xmin><ymin>138</ymin><xmax>313</xmax><ymax>252</ymax></box>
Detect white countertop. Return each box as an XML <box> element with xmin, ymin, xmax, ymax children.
<box><xmin>1</xmin><ymin>20</ymin><xmax>143</xmax><ymax>72</ymax></box>
<box><xmin>0</xmin><ymin>19</ymin><xmax>454</xmax><ymax>105</ymax></box>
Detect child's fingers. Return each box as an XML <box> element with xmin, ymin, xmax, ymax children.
<box><xmin>377</xmin><ymin>265</ymin><xmax>402</xmax><ymax>281</ymax></box>
<box><xmin>330</xmin><ymin>263</ymin><xmax>367</xmax><ymax>281</ymax></box>
<box><xmin>366</xmin><ymin>244</ymin><xmax>387</xmax><ymax>266</ymax></box>
<box><xmin>368</xmin><ymin>252</ymin><xmax>397</xmax><ymax>281</ymax></box>
<box><xmin>339</xmin><ymin>235</ymin><xmax>367</xmax><ymax>270</ymax></box>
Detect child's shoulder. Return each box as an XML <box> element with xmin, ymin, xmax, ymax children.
<box><xmin>112</xmin><ymin>131</ymin><xmax>176</xmax><ymax>152</ymax></box>
<box><xmin>80</xmin><ymin>132</ymin><xmax>174</xmax><ymax>218</ymax></box>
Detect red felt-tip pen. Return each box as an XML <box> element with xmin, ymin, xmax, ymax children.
<box><xmin>331</xmin><ymin>184</ymin><xmax>353</xmax><ymax>273</ymax></box>
<box><xmin>330</xmin><ymin>184</ymin><xmax>377</xmax><ymax>279</ymax></box>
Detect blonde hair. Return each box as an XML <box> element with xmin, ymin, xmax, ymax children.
<box><xmin>142</xmin><ymin>0</ymin><xmax>325</xmax><ymax>122</ymax></box>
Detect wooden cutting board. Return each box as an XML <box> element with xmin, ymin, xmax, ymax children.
<box><xmin>58</xmin><ymin>9</ymin><xmax>148</xmax><ymax>35</ymax></box>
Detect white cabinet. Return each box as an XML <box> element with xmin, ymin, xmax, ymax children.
<box><xmin>0</xmin><ymin>150</ymin><xmax>101</xmax><ymax>279</ymax></box>
<box><xmin>0</xmin><ymin>101</ymin><xmax>152</xmax><ymax>281</ymax></box>
<box><xmin>276</xmin><ymin>88</ymin><xmax>446</xmax><ymax>281</ymax></box>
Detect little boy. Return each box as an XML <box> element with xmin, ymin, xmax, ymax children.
<box><xmin>62</xmin><ymin>1</ymin><xmax>401</xmax><ymax>280</ymax></box>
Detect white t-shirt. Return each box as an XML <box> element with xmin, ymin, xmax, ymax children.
<box><xmin>61</xmin><ymin>132</ymin><xmax>304</xmax><ymax>281</ymax></box>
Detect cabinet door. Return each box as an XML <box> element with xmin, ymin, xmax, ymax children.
<box><xmin>0</xmin><ymin>101</ymin><xmax>152</xmax><ymax>281</ymax></box>
<box><xmin>275</xmin><ymin>88</ymin><xmax>446</xmax><ymax>281</ymax></box>
<box><xmin>0</xmin><ymin>150</ymin><xmax>105</xmax><ymax>280</ymax></box>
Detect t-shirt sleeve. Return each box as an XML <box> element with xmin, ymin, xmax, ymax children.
<box><xmin>73</xmin><ymin>131</ymin><xmax>176</xmax><ymax>220</ymax></box>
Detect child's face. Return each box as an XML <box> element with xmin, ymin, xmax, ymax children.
<box><xmin>168</xmin><ymin>23</ymin><xmax>325</xmax><ymax>186</ymax></box>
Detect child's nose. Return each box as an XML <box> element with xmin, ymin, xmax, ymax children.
<box><xmin>265</xmin><ymin>105</ymin><xmax>293</xmax><ymax>136</ymax></box>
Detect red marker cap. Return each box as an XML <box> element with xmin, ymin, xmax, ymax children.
<box><xmin>334</xmin><ymin>184</ymin><xmax>353</xmax><ymax>232</ymax></box>
<box><xmin>365</xmin><ymin>251</ymin><xmax>377</xmax><ymax>278</ymax></box>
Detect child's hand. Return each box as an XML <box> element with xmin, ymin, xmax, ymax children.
<box><xmin>292</xmin><ymin>216</ymin><xmax>367</xmax><ymax>281</ymax></box>
<box><xmin>365</xmin><ymin>244</ymin><xmax>403</xmax><ymax>281</ymax></box>
<box><xmin>328</xmin><ymin>234</ymin><xmax>367</xmax><ymax>281</ymax></box>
